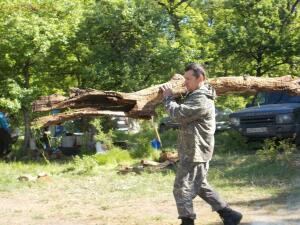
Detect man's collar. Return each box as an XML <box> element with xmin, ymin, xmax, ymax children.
<box><xmin>186</xmin><ymin>82</ymin><xmax>205</xmax><ymax>96</ymax></box>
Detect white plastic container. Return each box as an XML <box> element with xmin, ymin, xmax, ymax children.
<box><xmin>61</xmin><ymin>136</ymin><xmax>76</xmax><ymax>148</ymax></box>
<box><xmin>95</xmin><ymin>141</ymin><xmax>105</xmax><ymax>154</ymax></box>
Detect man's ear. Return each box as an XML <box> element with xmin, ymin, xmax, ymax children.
<box><xmin>202</xmin><ymin>74</ymin><xmax>207</xmax><ymax>81</ymax></box>
<box><xmin>197</xmin><ymin>74</ymin><xmax>205</xmax><ymax>82</ymax></box>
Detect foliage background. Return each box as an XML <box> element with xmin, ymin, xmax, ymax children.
<box><xmin>0</xmin><ymin>0</ymin><xmax>299</xmax><ymax>150</ymax></box>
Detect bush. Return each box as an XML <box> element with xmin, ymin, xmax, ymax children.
<box><xmin>149</xmin><ymin>149</ymin><xmax>161</xmax><ymax>161</ymax></box>
<box><xmin>62</xmin><ymin>148</ymin><xmax>134</xmax><ymax>173</ymax></box>
<box><xmin>10</xmin><ymin>137</ymin><xmax>25</xmax><ymax>159</ymax></box>
<box><xmin>130</xmin><ymin>136</ymin><xmax>154</xmax><ymax>158</ymax></box>
<box><xmin>90</xmin><ymin>118</ymin><xmax>114</xmax><ymax>149</ymax></box>
<box><xmin>62</xmin><ymin>155</ymin><xmax>99</xmax><ymax>175</ymax></box>
<box><xmin>112</xmin><ymin>120</ymin><xmax>160</xmax><ymax>158</ymax></box>
<box><xmin>94</xmin><ymin>147</ymin><xmax>133</xmax><ymax>165</ymax></box>
<box><xmin>256</xmin><ymin>138</ymin><xmax>296</xmax><ymax>162</ymax></box>
<box><xmin>159</xmin><ymin>129</ymin><xmax>178</xmax><ymax>149</ymax></box>
<box><xmin>216</xmin><ymin>94</ymin><xmax>251</xmax><ymax>111</ymax></box>
<box><xmin>215</xmin><ymin>129</ymin><xmax>248</xmax><ymax>153</ymax></box>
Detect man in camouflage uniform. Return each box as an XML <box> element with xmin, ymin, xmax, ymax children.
<box><xmin>161</xmin><ymin>63</ymin><xmax>242</xmax><ymax>225</ymax></box>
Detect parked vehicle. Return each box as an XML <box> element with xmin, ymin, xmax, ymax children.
<box><xmin>111</xmin><ymin>117</ymin><xmax>140</xmax><ymax>133</ymax></box>
<box><xmin>229</xmin><ymin>91</ymin><xmax>300</xmax><ymax>145</ymax></box>
<box><xmin>158</xmin><ymin>108</ymin><xmax>232</xmax><ymax>133</ymax></box>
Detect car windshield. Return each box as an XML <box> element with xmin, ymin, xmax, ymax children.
<box><xmin>278</xmin><ymin>93</ymin><xmax>300</xmax><ymax>103</ymax></box>
<box><xmin>253</xmin><ymin>91</ymin><xmax>300</xmax><ymax>105</ymax></box>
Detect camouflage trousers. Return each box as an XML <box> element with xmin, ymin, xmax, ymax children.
<box><xmin>173</xmin><ymin>161</ymin><xmax>227</xmax><ymax>219</ymax></box>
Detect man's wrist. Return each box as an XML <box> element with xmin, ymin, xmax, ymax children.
<box><xmin>164</xmin><ymin>95</ymin><xmax>173</xmax><ymax>101</ymax></box>
<box><xmin>164</xmin><ymin>96</ymin><xmax>174</xmax><ymax>108</ymax></box>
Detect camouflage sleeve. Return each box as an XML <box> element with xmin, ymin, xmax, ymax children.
<box><xmin>164</xmin><ymin>93</ymin><xmax>210</xmax><ymax>123</ymax></box>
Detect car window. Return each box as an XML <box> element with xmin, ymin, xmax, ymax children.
<box><xmin>253</xmin><ymin>91</ymin><xmax>300</xmax><ymax>105</ymax></box>
<box><xmin>253</xmin><ymin>92</ymin><xmax>267</xmax><ymax>105</ymax></box>
<box><xmin>278</xmin><ymin>92</ymin><xmax>300</xmax><ymax>103</ymax></box>
<box><xmin>265</xmin><ymin>92</ymin><xmax>283</xmax><ymax>104</ymax></box>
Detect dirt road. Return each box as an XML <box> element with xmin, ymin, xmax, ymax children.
<box><xmin>0</xmin><ymin>174</ymin><xmax>299</xmax><ymax>225</ymax></box>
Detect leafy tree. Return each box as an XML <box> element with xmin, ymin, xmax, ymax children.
<box><xmin>0</xmin><ymin>0</ymin><xmax>299</xmax><ymax>155</ymax></box>
<box><xmin>155</xmin><ymin>0</ymin><xmax>215</xmax><ymax>72</ymax></box>
<box><xmin>0</xmin><ymin>0</ymin><xmax>88</xmax><ymax>150</ymax></box>
<box><xmin>68</xmin><ymin>0</ymin><xmax>184</xmax><ymax>91</ymax></box>
<box><xmin>207</xmin><ymin>0</ymin><xmax>300</xmax><ymax>77</ymax></box>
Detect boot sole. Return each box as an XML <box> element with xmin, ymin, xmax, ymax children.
<box><xmin>224</xmin><ymin>214</ymin><xmax>243</xmax><ymax>225</ymax></box>
<box><xmin>233</xmin><ymin>214</ymin><xmax>243</xmax><ymax>225</ymax></box>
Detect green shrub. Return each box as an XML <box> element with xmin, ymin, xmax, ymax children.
<box><xmin>113</xmin><ymin>130</ymin><xmax>131</xmax><ymax>142</ymax></box>
<box><xmin>94</xmin><ymin>147</ymin><xmax>133</xmax><ymax>165</ymax></box>
<box><xmin>159</xmin><ymin>129</ymin><xmax>178</xmax><ymax>149</ymax></box>
<box><xmin>10</xmin><ymin>137</ymin><xmax>25</xmax><ymax>159</ymax></box>
<box><xmin>113</xmin><ymin>120</ymin><xmax>158</xmax><ymax>158</ymax></box>
<box><xmin>113</xmin><ymin>120</ymin><xmax>170</xmax><ymax>159</ymax></box>
<box><xmin>256</xmin><ymin>138</ymin><xmax>296</xmax><ymax>162</ymax></box>
<box><xmin>90</xmin><ymin>118</ymin><xmax>114</xmax><ymax>149</ymax></box>
<box><xmin>62</xmin><ymin>155</ymin><xmax>99</xmax><ymax>175</ymax></box>
<box><xmin>154</xmin><ymin>105</ymin><xmax>168</xmax><ymax>123</ymax></box>
<box><xmin>216</xmin><ymin>94</ymin><xmax>251</xmax><ymax>111</ymax></box>
<box><xmin>149</xmin><ymin>149</ymin><xmax>161</xmax><ymax>161</ymax></box>
<box><xmin>130</xmin><ymin>136</ymin><xmax>154</xmax><ymax>158</ymax></box>
<box><xmin>215</xmin><ymin>129</ymin><xmax>248</xmax><ymax>153</ymax></box>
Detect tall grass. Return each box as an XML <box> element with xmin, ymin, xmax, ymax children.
<box><xmin>256</xmin><ymin>138</ymin><xmax>296</xmax><ymax>162</ymax></box>
<box><xmin>94</xmin><ymin>147</ymin><xmax>133</xmax><ymax>165</ymax></box>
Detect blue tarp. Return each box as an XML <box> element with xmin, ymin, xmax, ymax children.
<box><xmin>0</xmin><ymin>112</ymin><xmax>10</xmax><ymax>132</ymax></box>
<box><xmin>151</xmin><ymin>138</ymin><xmax>161</xmax><ymax>149</ymax></box>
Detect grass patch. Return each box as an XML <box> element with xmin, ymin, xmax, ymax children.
<box><xmin>2</xmin><ymin>127</ymin><xmax>300</xmax><ymax>224</ymax></box>
<box><xmin>1</xmin><ymin>151</ymin><xmax>300</xmax><ymax>201</ymax></box>
<box><xmin>94</xmin><ymin>147</ymin><xmax>134</xmax><ymax>165</ymax></box>
<box><xmin>0</xmin><ymin>161</ymin><xmax>68</xmax><ymax>191</ymax></box>
<box><xmin>209</xmin><ymin>152</ymin><xmax>300</xmax><ymax>195</ymax></box>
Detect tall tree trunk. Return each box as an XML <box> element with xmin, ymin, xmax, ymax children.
<box><xmin>21</xmin><ymin>59</ymin><xmax>31</xmax><ymax>153</ymax></box>
<box><xmin>256</xmin><ymin>49</ymin><xmax>263</xmax><ymax>77</ymax></box>
<box><xmin>21</xmin><ymin>108</ymin><xmax>31</xmax><ymax>153</ymax></box>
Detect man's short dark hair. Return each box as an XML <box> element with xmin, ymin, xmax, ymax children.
<box><xmin>185</xmin><ymin>63</ymin><xmax>206</xmax><ymax>78</ymax></box>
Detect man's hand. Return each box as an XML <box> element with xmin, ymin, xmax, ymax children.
<box><xmin>160</xmin><ymin>84</ymin><xmax>173</xmax><ymax>98</ymax></box>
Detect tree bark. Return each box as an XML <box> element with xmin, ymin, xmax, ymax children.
<box><xmin>21</xmin><ymin>59</ymin><xmax>31</xmax><ymax>152</ymax></box>
<box><xmin>22</xmin><ymin>108</ymin><xmax>31</xmax><ymax>152</ymax></box>
<box><xmin>33</xmin><ymin>108</ymin><xmax>127</xmax><ymax>128</ymax></box>
<box><xmin>32</xmin><ymin>74</ymin><xmax>300</xmax><ymax>128</ymax></box>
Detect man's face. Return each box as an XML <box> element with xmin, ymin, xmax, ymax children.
<box><xmin>183</xmin><ymin>70</ymin><xmax>204</xmax><ymax>92</ymax></box>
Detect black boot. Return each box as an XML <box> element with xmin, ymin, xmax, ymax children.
<box><xmin>180</xmin><ymin>217</ymin><xmax>194</xmax><ymax>225</ymax></box>
<box><xmin>218</xmin><ymin>207</ymin><xmax>243</xmax><ymax>225</ymax></box>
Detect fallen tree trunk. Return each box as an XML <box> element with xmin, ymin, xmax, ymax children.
<box><xmin>32</xmin><ymin>74</ymin><xmax>300</xmax><ymax>128</ymax></box>
<box><xmin>210</xmin><ymin>75</ymin><xmax>299</xmax><ymax>94</ymax></box>
<box><xmin>33</xmin><ymin>108</ymin><xmax>128</xmax><ymax>128</ymax></box>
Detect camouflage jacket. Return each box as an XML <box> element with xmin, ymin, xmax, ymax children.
<box><xmin>164</xmin><ymin>83</ymin><xmax>216</xmax><ymax>162</ymax></box>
